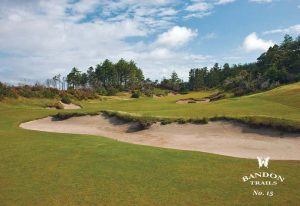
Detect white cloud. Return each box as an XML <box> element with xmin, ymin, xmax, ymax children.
<box><xmin>215</xmin><ymin>0</ymin><xmax>236</xmax><ymax>5</ymax></box>
<box><xmin>184</xmin><ymin>11</ymin><xmax>212</xmax><ymax>19</ymax></box>
<box><xmin>185</xmin><ymin>1</ymin><xmax>213</xmax><ymax>19</ymax></box>
<box><xmin>243</xmin><ymin>32</ymin><xmax>274</xmax><ymax>52</ymax></box>
<box><xmin>186</xmin><ymin>2</ymin><xmax>212</xmax><ymax>12</ymax></box>
<box><xmin>249</xmin><ymin>0</ymin><xmax>272</xmax><ymax>3</ymax></box>
<box><xmin>0</xmin><ymin>0</ymin><xmax>234</xmax><ymax>83</ymax></box>
<box><xmin>155</xmin><ymin>26</ymin><xmax>198</xmax><ymax>48</ymax></box>
<box><xmin>70</xmin><ymin>0</ymin><xmax>100</xmax><ymax>14</ymax></box>
<box><xmin>263</xmin><ymin>24</ymin><xmax>300</xmax><ymax>35</ymax></box>
<box><xmin>184</xmin><ymin>0</ymin><xmax>237</xmax><ymax>19</ymax></box>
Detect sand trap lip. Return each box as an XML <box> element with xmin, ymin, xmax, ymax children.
<box><xmin>46</xmin><ymin>102</ymin><xmax>81</xmax><ymax>110</ymax></box>
<box><xmin>20</xmin><ymin>114</ymin><xmax>300</xmax><ymax>160</ymax></box>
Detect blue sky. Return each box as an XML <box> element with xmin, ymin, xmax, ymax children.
<box><xmin>0</xmin><ymin>0</ymin><xmax>300</xmax><ymax>83</ymax></box>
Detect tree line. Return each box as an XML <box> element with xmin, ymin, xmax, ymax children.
<box><xmin>46</xmin><ymin>34</ymin><xmax>300</xmax><ymax>97</ymax></box>
<box><xmin>1</xmin><ymin>34</ymin><xmax>299</xmax><ymax>100</ymax></box>
<box><xmin>65</xmin><ymin>59</ymin><xmax>144</xmax><ymax>95</ymax></box>
<box><xmin>187</xmin><ymin>35</ymin><xmax>300</xmax><ymax>95</ymax></box>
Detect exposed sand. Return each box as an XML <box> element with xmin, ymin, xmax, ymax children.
<box><xmin>176</xmin><ymin>98</ymin><xmax>210</xmax><ymax>104</ymax></box>
<box><xmin>60</xmin><ymin>102</ymin><xmax>81</xmax><ymax>110</ymax></box>
<box><xmin>20</xmin><ymin>114</ymin><xmax>300</xmax><ymax>160</ymax></box>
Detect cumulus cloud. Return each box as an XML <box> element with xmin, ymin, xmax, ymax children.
<box><xmin>263</xmin><ymin>24</ymin><xmax>300</xmax><ymax>35</ymax></box>
<box><xmin>0</xmin><ymin>0</ymin><xmax>240</xmax><ymax>83</ymax></box>
<box><xmin>155</xmin><ymin>26</ymin><xmax>198</xmax><ymax>48</ymax></box>
<box><xmin>243</xmin><ymin>32</ymin><xmax>274</xmax><ymax>52</ymax></box>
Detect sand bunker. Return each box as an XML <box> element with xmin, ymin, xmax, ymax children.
<box><xmin>176</xmin><ymin>98</ymin><xmax>210</xmax><ymax>104</ymax></box>
<box><xmin>176</xmin><ymin>93</ymin><xmax>225</xmax><ymax>104</ymax></box>
<box><xmin>46</xmin><ymin>101</ymin><xmax>81</xmax><ymax>110</ymax></box>
<box><xmin>20</xmin><ymin>115</ymin><xmax>300</xmax><ymax>160</ymax></box>
<box><xmin>60</xmin><ymin>102</ymin><xmax>81</xmax><ymax>110</ymax></box>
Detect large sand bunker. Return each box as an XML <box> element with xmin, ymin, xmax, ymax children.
<box><xmin>20</xmin><ymin>114</ymin><xmax>300</xmax><ymax>160</ymax></box>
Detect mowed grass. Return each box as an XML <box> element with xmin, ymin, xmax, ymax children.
<box><xmin>82</xmin><ymin>83</ymin><xmax>300</xmax><ymax>126</ymax></box>
<box><xmin>1</xmin><ymin>84</ymin><xmax>300</xmax><ymax>205</ymax></box>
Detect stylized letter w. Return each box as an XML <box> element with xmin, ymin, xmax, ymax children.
<box><xmin>257</xmin><ymin>157</ymin><xmax>270</xmax><ymax>168</ymax></box>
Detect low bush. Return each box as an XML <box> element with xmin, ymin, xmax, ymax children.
<box><xmin>107</xmin><ymin>88</ymin><xmax>119</xmax><ymax>96</ymax></box>
<box><xmin>96</xmin><ymin>87</ymin><xmax>108</xmax><ymax>96</ymax></box>
<box><xmin>61</xmin><ymin>96</ymin><xmax>71</xmax><ymax>104</ymax></box>
<box><xmin>0</xmin><ymin>83</ymin><xmax>18</xmax><ymax>100</ymax></box>
<box><xmin>131</xmin><ymin>90</ymin><xmax>141</xmax><ymax>98</ymax></box>
<box><xmin>64</xmin><ymin>89</ymin><xmax>98</xmax><ymax>100</ymax></box>
<box><xmin>0</xmin><ymin>82</ymin><xmax>100</xmax><ymax>101</ymax></box>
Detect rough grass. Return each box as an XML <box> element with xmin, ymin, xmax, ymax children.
<box><xmin>1</xmin><ymin>83</ymin><xmax>300</xmax><ymax>205</ymax></box>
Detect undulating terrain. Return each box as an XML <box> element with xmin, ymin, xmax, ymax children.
<box><xmin>1</xmin><ymin>83</ymin><xmax>300</xmax><ymax>205</ymax></box>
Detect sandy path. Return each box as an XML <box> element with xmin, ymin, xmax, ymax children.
<box><xmin>20</xmin><ymin>115</ymin><xmax>300</xmax><ymax>160</ymax></box>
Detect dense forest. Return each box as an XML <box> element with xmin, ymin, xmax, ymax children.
<box><xmin>188</xmin><ymin>35</ymin><xmax>300</xmax><ymax>95</ymax></box>
<box><xmin>0</xmin><ymin>35</ymin><xmax>299</xmax><ymax>100</ymax></box>
<box><xmin>65</xmin><ymin>59</ymin><xmax>144</xmax><ymax>95</ymax></box>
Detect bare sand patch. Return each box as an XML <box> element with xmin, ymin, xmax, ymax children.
<box><xmin>176</xmin><ymin>93</ymin><xmax>225</xmax><ymax>104</ymax></box>
<box><xmin>176</xmin><ymin>98</ymin><xmax>210</xmax><ymax>104</ymax></box>
<box><xmin>60</xmin><ymin>102</ymin><xmax>81</xmax><ymax>110</ymax></box>
<box><xmin>20</xmin><ymin>115</ymin><xmax>300</xmax><ymax>160</ymax></box>
<box><xmin>45</xmin><ymin>101</ymin><xmax>81</xmax><ymax>110</ymax></box>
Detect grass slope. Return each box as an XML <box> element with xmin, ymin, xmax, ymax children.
<box><xmin>81</xmin><ymin>83</ymin><xmax>300</xmax><ymax>129</ymax></box>
<box><xmin>0</xmin><ymin>83</ymin><xmax>300</xmax><ymax>205</ymax></box>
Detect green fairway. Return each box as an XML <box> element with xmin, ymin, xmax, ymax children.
<box><xmin>1</xmin><ymin>83</ymin><xmax>300</xmax><ymax>205</ymax></box>
<box><xmin>81</xmin><ymin>83</ymin><xmax>300</xmax><ymax>129</ymax></box>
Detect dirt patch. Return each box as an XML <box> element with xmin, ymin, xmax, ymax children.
<box><xmin>167</xmin><ymin>92</ymin><xmax>178</xmax><ymax>96</ymax></box>
<box><xmin>20</xmin><ymin>114</ymin><xmax>300</xmax><ymax>160</ymax></box>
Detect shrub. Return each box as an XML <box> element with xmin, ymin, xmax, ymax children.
<box><xmin>41</xmin><ymin>88</ymin><xmax>58</xmax><ymax>98</ymax></box>
<box><xmin>107</xmin><ymin>88</ymin><xmax>119</xmax><ymax>96</ymax></box>
<box><xmin>131</xmin><ymin>90</ymin><xmax>141</xmax><ymax>98</ymax></box>
<box><xmin>0</xmin><ymin>83</ymin><xmax>17</xmax><ymax>100</ymax></box>
<box><xmin>143</xmin><ymin>89</ymin><xmax>153</xmax><ymax>97</ymax></box>
<box><xmin>61</xmin><ymin>96</ymin><xmax>71</xmax><ymax>104</ymax></box>
<box><xmin>65</xmin><ymin>89</ymin><xmax>98</xmax><ymax>100</ymax></box>
<box><xmin>96</xmin><ymin>87</ymin><xmax>108</xmax><ymax>96</ymax></box>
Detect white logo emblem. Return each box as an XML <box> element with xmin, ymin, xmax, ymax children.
<box><xmin>257</xmin><ymin>157</ymin><xmax>270</xmax><ymax>168</ymax></box>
